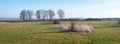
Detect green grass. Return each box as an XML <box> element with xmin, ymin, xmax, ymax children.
<box><xmin>0</xmin><ymin>21</ymin><xmax>120</xmax><ymax>44</ymax></box>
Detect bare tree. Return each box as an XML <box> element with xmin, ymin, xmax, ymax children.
<box><xmin>41</xmin><ymin>10</ymin><xmax>47</xmax><ymax>20</ymax></box>
<box><xmin>20</xmin><ymin>9</ymin><xmax>56</xmax><ymax>21</ymax></box>
<box><xmin>20</xmin><ymin>10</ymin><xmax>33</xmax><ymax>21</ymax></box>
<box><xmin>20</xmin><ymin>10</ymin><xmax>28</xmax><ymax>21</ymax></box>
<box><xmin>36</xmin><ymin>10</ymin><xmax>42</xmax><ymax>20</ymax></box>
<box><xmin>44</xmin><ymin>10</ymin><xmax>49</xmax><ymax>20</ymax></box>
<box><xmin>36</xmin><ymin>10</ymin><xmax>50</xmax><ymax>20</ymax></box>
<box><xmin>48</xmin><ymin>9</ymin><xmax>55</xmax><ymax>20</ymax></box>
<box><xmin>57</xmin><ymin>9</ymin><xmax>65</xmax><ymax>20</ymax></box>
<box><xmin>27</xmin><ymin>10</ymin><xmax>33</xmax><ymax>20</ymax></box>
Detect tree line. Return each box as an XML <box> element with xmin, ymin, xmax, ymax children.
<box><xmin>20</xmin><ymin>9</ymin><xmax>65</xmax><ymax>21</ymax></box>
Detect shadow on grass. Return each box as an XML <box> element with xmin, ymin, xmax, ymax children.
<box><xmin>40</xmin><ymin>23</ymin><xmax>52</xmax><ymax>25</ymax></box>
<box><xmin>29</xmin><ymin>31</ymin><xmax>70</xmax><ymax>34</ymax></box>
<box><xmin>95</xmin><ymin>25</ymin><xmax>120</xmax><ymax>28</ymax></box>
<box><xmin>108</xmin><ymin>25</ymin><xmax>120</xmax><ymax>27</ymax></box>
<box><xmin>37</xmin><ymin>21</ymin><xmax>60</xmax><ymax>25</ymax></box>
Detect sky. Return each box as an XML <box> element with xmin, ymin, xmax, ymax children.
<box><xmin>0</xmin><ymin>0</ymin><xmax>120</xmax><ymax>18</ymax></box>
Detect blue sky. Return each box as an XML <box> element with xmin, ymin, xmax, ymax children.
<box><xmin>0</xmin><ymin>0</ymin><xmax>120</xmax><ymax>18</ymax></box>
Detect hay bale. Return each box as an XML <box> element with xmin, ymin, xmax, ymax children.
<box><xmin>73</xmin><ymin>25</ymin><xmax>94</xmax><ymax>34</ymax></box>
<box><xmin>58</xmin><ymin>24</ymin><xmax>70</xmax><ymax>31</ymax></box>
<box><xmin>56</xmin><ymin>23</ymin><xmax>95</xmax><ymax>34</ymax></box>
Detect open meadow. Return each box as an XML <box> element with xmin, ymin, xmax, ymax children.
<box><xmin>0</xmin><ymin>21</ymin><xmax>120</xmax><ymax>44</ymax></box>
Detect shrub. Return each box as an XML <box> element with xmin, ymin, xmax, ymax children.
<box><xmin>118</xmin><ymin>21</ymin><xmax>120</xmax><ymax>24</ymax></box>
<box><xmin>70</xmin><ymin>21</ymin><xmax>76</xmax><ymax>31</ymax></box>
<box><xmin>53</xmin><ymin>19</ymin><xmax>60</xmax><ymax>24</ymax></box>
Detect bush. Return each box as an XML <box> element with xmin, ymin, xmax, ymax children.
<box><xmin>70</xmin><ymin>21</ymin><xmax>76</xmax><ymax>31</ymax></box>
<box><xmin>53</xmin><ymin>19</ymin><xmax>60</xmax><ymax>24</ymax></box>
<box><xmin>118</xmin><ymin>21</ymin><xmax>120</xmax><ymax>24</ymax></box>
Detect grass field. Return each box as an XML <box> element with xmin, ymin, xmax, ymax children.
<box><xmin>0</xmin><ymin>21</ymin><xmax>120</xmax><ymax>44</ymax></box>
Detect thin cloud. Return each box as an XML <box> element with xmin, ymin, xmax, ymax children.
<box><xmin>79</xmin><ymin>1</ymin><xmax>120</xmax><ymax>10</ymax></box>
<box><xmin>65</xmin><ymin>0</ymin><xmax>120</xmax><ymax>18</ymax></box>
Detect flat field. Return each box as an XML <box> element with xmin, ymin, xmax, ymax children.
<box><xmin>0</xmin><ymin>21</ymin><xmax>120</xmax><ymax>44</ymax></box>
